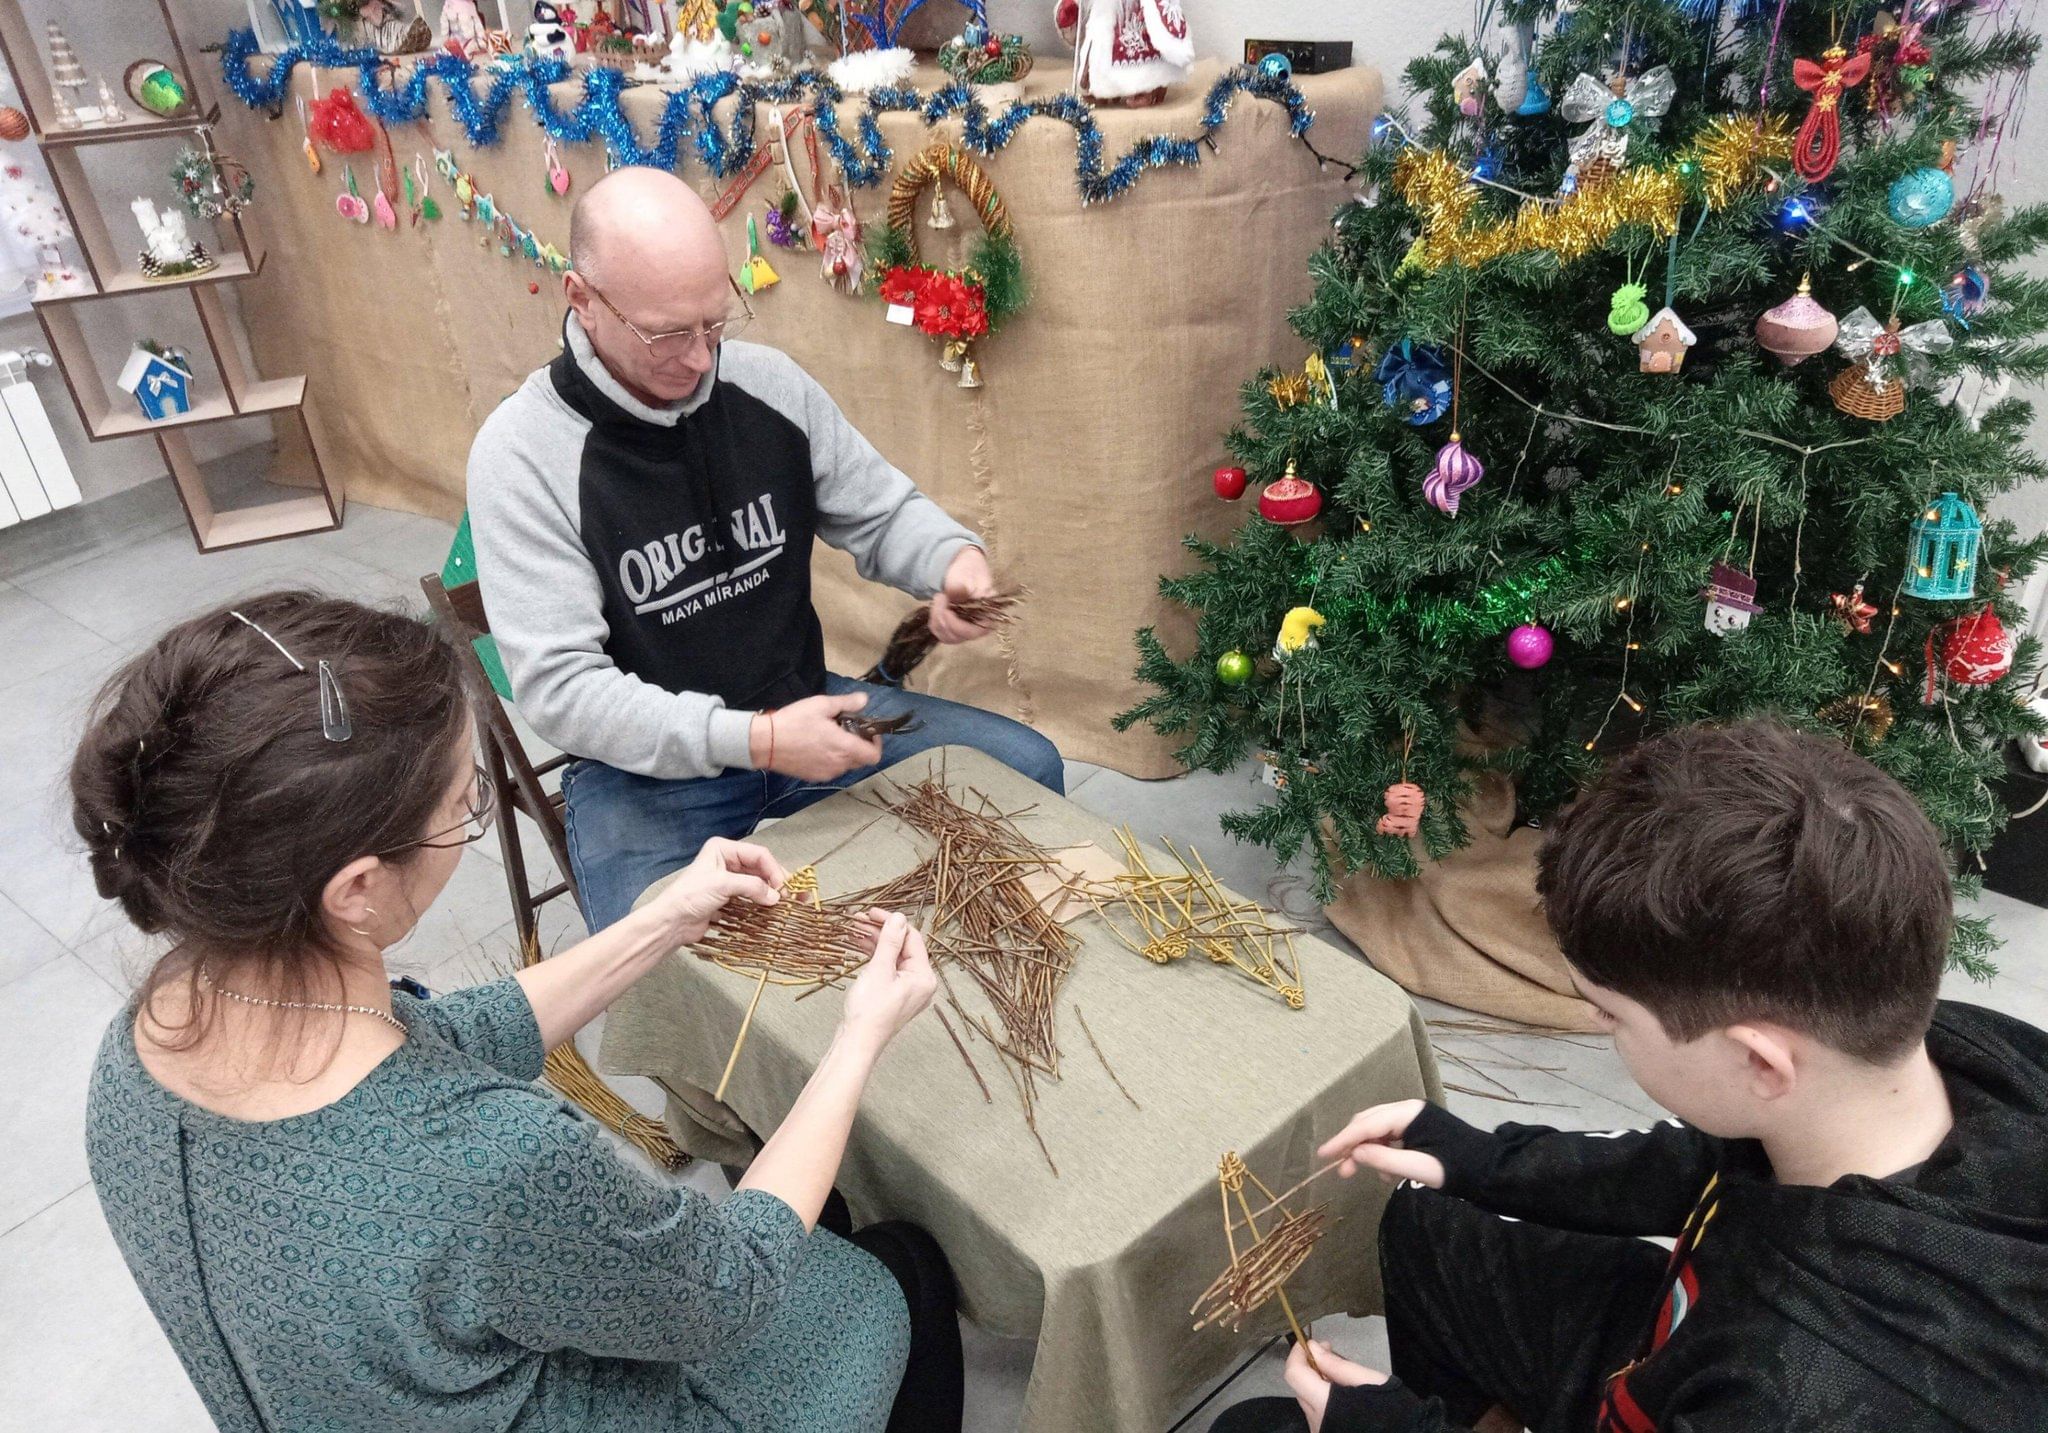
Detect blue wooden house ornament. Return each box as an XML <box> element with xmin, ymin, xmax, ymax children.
<box><xmin>116</xmin><ymin>346</ymin><xmax>193</xmax><ymax>422</ymax></box>
<box><xmin>1903</xmin><ymin>492</ymin><xmax>1981</xmax><ymax>600</ymax></box>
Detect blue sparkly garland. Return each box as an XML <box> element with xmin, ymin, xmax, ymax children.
<box><xmin>220</xmin><ymin>28</ymin><xmax>1317</xmax><ymax>205</ymax></box>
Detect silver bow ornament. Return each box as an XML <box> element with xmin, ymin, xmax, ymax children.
<box><xmin>1835</xmin><ymin>305</ymin><xmax>1953</xmax><ymax>394</ymax></box>
<box><xmin>1559</xmin><ymin>65</ymin><xmax>1677</xmax><ymax>174</ymax></box>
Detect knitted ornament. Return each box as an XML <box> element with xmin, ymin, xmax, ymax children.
<box><xmin>1422</xmin><ymin>434</ymin><xmax>1484</xmax><ymax>516</ymax></box>
<box><xmin>1376</xmin><ymin>782</ymin><xmax>1425</xmax><ymax>838</ymax></box>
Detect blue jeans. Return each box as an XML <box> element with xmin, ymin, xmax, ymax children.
<box><xmin>562</xmin><ymin>673</ymin><xmax>1066</xmax><ymax>931</ymax></box>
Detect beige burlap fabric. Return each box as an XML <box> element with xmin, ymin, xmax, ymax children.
<box><xmin>600</xmin><ymin>747</ymin><xmax>1442</xmax><ymax>1433</ymax></box>
<box><xmin>1324</xmin><ymin>767</ymin><xmax>1602</xmax><ymax>1033</ymax></box>
<box><xmin>207</xmin><ymin>56</ymin><xmax>1378</xmax><ymax>775</ymax></box>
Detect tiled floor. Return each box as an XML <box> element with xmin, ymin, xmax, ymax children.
<box><xmin>2</xmin><ymin>483</ymin><xmax>2044</xmax><ymax>1432</ymax></box>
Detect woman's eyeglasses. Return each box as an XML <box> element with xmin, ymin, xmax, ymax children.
<box><xmin>582</xmin><ymin>273</ymin><xmax>755</xmax><ymax>357</ymax></box>
<box><xmin>380</xmin><ymin>763</ymin><xmax>499</xmax><ymax>856</ymax></box>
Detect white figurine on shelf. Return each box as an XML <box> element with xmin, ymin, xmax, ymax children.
<box><xmin>93</xmin><ymin>75</ymin><xmax>125</xmax><ymax>125</ymax></box>
<box><xmin>0</xmin><ymin>160</ymin><xmax>88</xmax><ymax>298</ymax></box>
<box><xmin>131</xmin><ymin>196</ymin><xmax>216</xmax><ymax>280</ymax></box>
<box><xmin>1054</xmin><ymin>0</ymin><xmax>1191</xmax><ymax>106</ymax></box>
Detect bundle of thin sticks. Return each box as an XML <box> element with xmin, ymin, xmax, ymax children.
<box><xmin>1192</xmin><ymin>1152</ymin><xmax>1340</xmax><ymax>1371</ymax></box>
<box><xmin>1082</xmin><ymin>828</ymin><xmax>1307</xmax><ymax>1009</ymax></box>
<box><xmin>838</xmin><ymin>773</ymin><xmax>1084</xmax><ymax>1174</ymax></box>
<box><xmin>860</xmin><ymin>589</ymin><xmax>1026</xmax><ymax>686</ymax></box>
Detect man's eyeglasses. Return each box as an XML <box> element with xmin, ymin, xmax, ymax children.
<box><xmin>581</xmin><ymin>273</ymin><xmax>755</xmax><ymax>356</ymax></box>
<box><xmin>381</xmin><ymin>763</ymin><xmax>499</xmax><ymax>856</ymax></box>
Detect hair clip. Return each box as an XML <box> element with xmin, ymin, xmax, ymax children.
<box><xmin>230</xmin><ymin>609</ymin><xmax>353</xmax><ymax>744</ymax></box>
<box><xmin>318</xmin><ymin>660</ymin><xmax>352</xmax><ymax>743</ymax></box>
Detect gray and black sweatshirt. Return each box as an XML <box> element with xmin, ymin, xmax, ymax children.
<box><xmin>468</xmin><ymin>315</ymin><xmax>978</xmax><ymax>779</ymax></box>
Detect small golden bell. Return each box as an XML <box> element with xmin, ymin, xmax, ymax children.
<box><xmin>928</xmin><ymin>189</ymin><xmax>955</xmax><ymax>231</ymax></box>
<box><xmin>938</xmin><ymin>339</ymin><xmax>966</xmax><ymax>372</ymax></box>
<box><xmin>957</xmin><ymin>355</ymin><xmax>983</xmax><ymax>388</ymax></box>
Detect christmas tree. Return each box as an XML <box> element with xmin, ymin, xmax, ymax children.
<box><xmin>1119</xmin><ymin>0</ymin><xmax>2048</xmax><ymax>975</ymax></box>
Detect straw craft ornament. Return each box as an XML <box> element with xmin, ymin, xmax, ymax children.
<box><xmin>1191</xmin><ymin>1151</ymin><xmax>1340</xmax><ymax>1371</ymax></box>
<box><xmin>1081</xmin><ymin>828</ymin><xmax>1307</xmax><ymax>1008</ymax></box>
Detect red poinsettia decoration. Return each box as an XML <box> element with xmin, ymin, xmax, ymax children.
<box><xmin>881</xmin><ymin>265</ymin><xmax>989</xmax><ymax>341</ymax></box>
<box><xmin>879</xmin><ymin>265</ymin><xmax>928</xmax><ymax>306</ymax></box>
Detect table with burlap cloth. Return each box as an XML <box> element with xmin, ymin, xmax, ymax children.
<box><xmin>599</xmin><ymin>747</ymin><xmax>1442</xmax><ymax>1432</ymax></box>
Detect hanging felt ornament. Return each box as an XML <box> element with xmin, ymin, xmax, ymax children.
<box><xmin>335</xmin><ymin>165</ymin><xmax>370</xmax><ymax>224</ymax></box>
<box><xmin>1828</xmin><ymin>582</ymin><xmax>1878</xmax><ymax>634</ymax></box>
<box><xmin>544</xmin><ymin>137</ymin><xmax>571</xmax><ymax>197</ymax></box>
<box><xmin>371</xmin><ymin>124</ymin><xmax>400</xmax><ymax>230</ymax></box>
<box><xmin>475</xmin><ymin>193</ymin><xmax>497</xmax><ymax>243</ymax></box>
<box><xmin>1830</xmin><ymin>306</ymin><xmax>1951</xmax><ymax>422</ymax></box>
<box><xmin>1517</xmin><ymin>75</ymin><xmax>1551</xmax><ymax>116</ymax></box>
<box><xmin>308</xmin><ymin>87</ymin><xmax>377</xmax><ymax>154</ymax></box>
<box><xmin>1492</xmin><ymin>21</ymin><xmax>1531</xmax><ymax>112</ymax></box>
<box><xmin>1928</xmin><ymin>605</ymin><xmax>2014</xmax><ymax>702</ymax></box>
<box><xmin>1632</xmin><ymin>307</ymin><xmax>1696</xmax><ymax>374</ymax></box>
<box><xmin>454</xmin><ymin>173</ymin><xmax>476</xmax><ymax>221</ymax></box>
<box><xmin>1257</xmin><ymin>459</ymin><xmax>1323</xmax><ymax>526</ymax></box>
<box><xmin>1273</xmin><ymin>605</ymin><xmax>1325</xmax><ymax>659</ymax></box>
<box><xmin>741</xmin><ymin>212</ymin><xmax>779</xmax><ymax>292</ymax></box>
<box><xmin>1558</xmin><ymin>66</ymin><xmax>1676</xmax><ymax>187</ymax></box>
<box><xmin>1888</xmin><ymin>165</ymin><xmax>1954</xmax><ymax>229</ymax></box>
<box><xmin>1373</xmin><ymin>339</ymin><xmax>1451</xmax><ymax>424</ymax></box>
<box><xmin>1755</xmin><ymin>274</ymin><xmax>1838</xmax><ymax>366</ymax></box>
<box><xmin>372</xmin><ymin>187</ymin><xmax>398</xmax><ymax>230</ymax></box>
<box><xmin>1903</xmin><ymin>492</ymin><xmax>1982</xmax><ymax>601</ymax></box>
<box><xmin>297</xmin><ymin>97</ymin><xmax>321</xmax><ymax>175</ymax></box>
<box><xmin>1791</xmin><ymin>45</ymin><xmax>1872</xmax><ymax>182</ymax></box>
<box><xmin>1450</xmin><ymin>59</ymin><xmax>1487</xmax><ymax>118</ymax></box>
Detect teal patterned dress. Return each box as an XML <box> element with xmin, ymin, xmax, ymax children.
<box><xmin>84</xmin><ymin>975</ymin><xmax>910</xmax><ymax>1431</ymax></box>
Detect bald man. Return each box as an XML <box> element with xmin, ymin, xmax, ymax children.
<box><xmin>470</xmin><ymin>168</ymin><xmax>1063</xmax><ymax>932</ymax></box>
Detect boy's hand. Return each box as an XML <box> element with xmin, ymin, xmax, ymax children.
<box><xmin>1318</xmin><ymin>1099</ymin><xmax>1448</xmax><ymax>1188</ymax></box>
<box><xmin>1284</xmin><ymin>1339</ymin><xmax>1388</xmax><ymax>1432</ymax></box>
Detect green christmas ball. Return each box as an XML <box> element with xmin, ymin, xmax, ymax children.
<box><xmin>1216</xmin><ymin>650</ymin><xmax>1254</xmax><ymax>686</ymax></box>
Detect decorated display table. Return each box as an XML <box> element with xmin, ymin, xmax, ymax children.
<box><xmin>210</xmin><ymin>55</ymin><xmax>1377</xmax><ymax>772</ymax></box>
<box><xmin>599</xmin><ymin>747</ymin><xmax>1442</xmax><ymax>1433</ymax></box>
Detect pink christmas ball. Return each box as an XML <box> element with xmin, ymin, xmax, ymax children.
<box><xmin>1506</xmin><ymin>623</ymin><xmax>1554</xmax><ymax>669</ymax></box>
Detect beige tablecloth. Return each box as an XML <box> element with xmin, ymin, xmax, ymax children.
<box><xmin>210</xmin><ymin>55</ymin><xmax>1379</xmax><ymax>775</ymax></box>
<box><xmin>599</xmin><ymin>747</ymin><xmax>1442</xmax><ymax>1432</ymax></box>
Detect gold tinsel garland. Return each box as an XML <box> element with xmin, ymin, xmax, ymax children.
<box><xmin>1392</xmin><ymin>114</ymin><xmax>1794</xmax><ymax>271</ymax></box>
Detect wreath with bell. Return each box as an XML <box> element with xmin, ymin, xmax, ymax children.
<box><xmin>869</xmin><ymin>142</ymin><xmax>1025</xmax><ymax>385</ymax></box>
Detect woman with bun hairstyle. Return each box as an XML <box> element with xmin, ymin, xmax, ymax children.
<box><xmin>76</xmin><ymin>590</ymin><xmax>962</xmax><ymax>1431</ymax></box>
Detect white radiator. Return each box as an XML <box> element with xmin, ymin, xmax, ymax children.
<box><xmin>0</xmin><ymin>349</ymin><xmax>79</xmax><ymax>529</ymax></box>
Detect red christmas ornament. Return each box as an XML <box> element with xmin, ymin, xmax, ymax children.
<box><xmin>308</xmin><ymin>87</ymin><xmax>377</xmax><ymax>154</ymax></box>
<box><xmin>528</xmin><ymin>281</ymin><xmax>540</xmax><ymax>294</ymax></box>
<box><xmin>1829</xmin><ymin>582</ymin><xmax>1878</xmax><ymax>634</ymax></box>
<box><xmin>1791</xmin><ymin>44</ymin><xmax>1872</xmax><ymax>182</ymax></box>
<box><xmin>1927</xmin><ymin>606</ymin><xmax>2014</xmax><ymax>702</ymax></box>
<box><xmin>1213</xmin><ymin>465</ymin><xmax>1247</xmax><ymax>501</ymax></box>
<box><xmin>984</xmin><ymin>37</ymin><xmax>1003</xmax><ymax>57</ymax></box>
<box><xmin>1376</xmin><ymin>782</ymin><xmax>1426</xmax><ymax>838</ymax></box>
<box><xmin>1256</xmin><ymin>459</ymin><xmax>1323</xmax><ymax>526</ymax></box>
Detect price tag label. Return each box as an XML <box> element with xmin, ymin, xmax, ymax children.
<box><xmin>885</xmin><ymin>303</ymin><xmax>915</xmax><ymax>326</ymax></box>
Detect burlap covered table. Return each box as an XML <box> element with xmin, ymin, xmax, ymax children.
<box><xmin>599</xmin><ymin>747</ymin><xmax>1442</xmax><ymax>1432</ymax></box>
<box><xmin>209</xmin><ymin>55</ymin><xmax>1378</xmax><ymax>774</ymax></box>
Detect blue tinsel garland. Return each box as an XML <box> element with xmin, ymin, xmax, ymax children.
<box><xmin>220</xmin><ymin>29</ymin><xmax>1317</xmax><ymax>206</ymax></box>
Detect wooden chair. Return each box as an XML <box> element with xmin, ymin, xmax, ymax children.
<box><xmin>420</xmin><ymin>572</ymin><xmax>575</xmax><ymax>953</ymax></box>
<box><xmin>420</xmin><ymin>569</ymin><xmax>687</xmax><ymax>1168</ymax></box>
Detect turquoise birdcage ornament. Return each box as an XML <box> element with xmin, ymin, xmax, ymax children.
<box><xmin>1903</xmin><ymin>492</ymin><xmax>1981</xmax><ymax>601</ymax></box>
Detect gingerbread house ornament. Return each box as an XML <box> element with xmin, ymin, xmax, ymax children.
<box><xmin>1631</xmin><ymin>306</ymin><xmax>1696</xmax><ymax>374</ymax></box>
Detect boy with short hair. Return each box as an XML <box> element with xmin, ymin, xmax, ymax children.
<box><xmin>1216</xmin><ymin>719</ymin><xmax>2048</xmax><ymax>1433</ymax></box>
